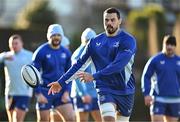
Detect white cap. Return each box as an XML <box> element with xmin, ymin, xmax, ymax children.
<box><xmin>61</xmin><ymin>36</ymin><xmax>70</xmax><ymax>47</ymax></box>
<box><xmin>47</xmin><ymin>24</ymin><xmax>64</xmax><ymax>40</ymax></box>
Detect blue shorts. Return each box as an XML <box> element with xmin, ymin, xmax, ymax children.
<box><xmin>150</xmin><ymin>101</ymin><xmax>180</xmax><ymax>117</ymax></box>
<box><xmin>5</xmin><ymin>95</ymin><xmax>31</xmax><ymax>111</ymax></box>
<box><xmin>98</xmin><ymin>92</ymin><xmax>134</xmax><ymax>117</ymax></box>
<box><xmin>36</xmin><ymin>88</ymin><xmax>71</xmax><ymax>110</ymax></box>
<box><xmin>73</xmin><ymin>97</ymin><xmax>99</xmax><ymax>112</ymax></box>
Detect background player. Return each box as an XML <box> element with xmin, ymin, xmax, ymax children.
<box><xmin>71</xmin><ymin>28</ymin><xmax>101</xmax><ymax>122</ymax></box>
<box><xmin>141</xmin><ymin>35</ymin><xmax>180</xmax><ymax>122</ymax></box>
<box><xmin>32</xmin><ymin>24</ymin><xmax>75</xmax><ymax>122</ymax></box>
<box><xmin>0</xmin><ymin>34</ymin><xmax>33</xmax><ymax>122</ymax></box>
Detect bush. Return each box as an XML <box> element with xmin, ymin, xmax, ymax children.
<box><xmin>127</xmin><ymin>4</ymin><xmax>166</xmax><ymax>56</ymax></box>
<box><xmin>15</xmin><ymin>0</ymin><xmax>58</xmax><ymax>30</ymax></box>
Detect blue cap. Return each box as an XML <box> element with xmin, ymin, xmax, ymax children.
<box><xmin>47</xmin><ymin>24</ymin><xmax>64</xmax><ymax>40</ymax></box>
<box><xmin>81</xmin><ymin>28</ymin><xmax>96</xmax><ymax>41</ymax></box>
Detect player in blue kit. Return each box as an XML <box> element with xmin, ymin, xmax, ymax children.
<box><xmin>48</xmin><ymin>7</ymin><xmax>137</xmax><ymax>122</ymax></box>
<box><xmin>32</xmin><ymin>24</ymin><xmax>75</xmax><ymax>122</ymax></box>
<box><xmin>141</xmin><ymin>35</ymin><xmax>180</xmax><ymax>122</ymax></box>
<box><xmin>71</xmin><ymin>28</ymin><xmax>101</xmax><ymax>122</ymax></box>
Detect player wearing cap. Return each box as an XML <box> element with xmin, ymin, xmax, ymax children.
<box><xmin>71</xmin><ymin>28</ymin><xmax>102</xmax><ymax>122</ymax></box>
<box><xmin>32</xmin><ymin>24</ymin><xmax>75</xmax><ymax>122</ymax></box>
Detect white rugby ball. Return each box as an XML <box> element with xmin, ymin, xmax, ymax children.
<box><xmin>21</xmin><ymin>64</ymin><xmax>41</xmax><ymax>88</ymax></box>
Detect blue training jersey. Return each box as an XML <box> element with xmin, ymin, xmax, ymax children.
<box><xmin>0</xmin><ymin>49</ymin><xmax>33</xmax><ymax>97</ymax></box>
<box><xmin>32</xmin><ymin>42</ymin><xmax>72</xmax><ymax>93</ymax></box>
<box><xmin>58</xmin><ymin>30</ymin><xmax>137</xmax><ymax>95</ymax></box>
<box><xmin>71</xmin><ymin>45</ymin><xmax>97</xmax><ymax>98</ymax></box>
<box><xmin>141</xmin><ymin>53</ymin><xmax>180</xmax><ymax>97</ymax></box>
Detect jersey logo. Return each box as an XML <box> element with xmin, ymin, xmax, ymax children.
<box><xmin>178</xmin><ymin>111</ymin><xmax>180</xmax><ymax>115</ymax></box>
<box><xmin>96</xmin><ymin>42</ymin><xmax>101</xmax><ymax>47</ymax></box>
<box><xmin>154</xmin><ymin>107</ymin><xmax>159</xmax><ymax>113</ymax></box>
<box><xmin>113</xmin><ymin>42</ymin><xmax>119</xmax><ymax>47</ymax></box>
<box><xmin>99</xmin><ymin>95</ymin><xmax>105</xmax><ymax>102</ymax></box>
<box><xmin>160</xmin><ymin>60</ymin><xmax>165</xmax><ymax>65</ymax></box>
<box><xmin>128</xmin><ymin>108</ymin><xmax>132</xmax><ymax>113</ymax></box>
<box><xmin>46</xmin><ymin>54</ymin><xmax>51</xmax><ymax>58</ymax></box>
<box><xmin>125</xmin><ymin>49</ymin><xmax>133</xmax><ymax>53</ymax></box>
<box><xmin>22</xmin><ymin>104</ymin><xmax>26</xmax><ymax>109</ymax></box>
<box><xmin>61</xmin><ymin>53</ymin><xmax>67</xmax><ymax>58</ymax></box>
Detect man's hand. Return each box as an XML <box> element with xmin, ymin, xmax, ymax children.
<box><xmin>144</xmin><ymin>95</ymin><xmax>154</xmax><ymax>106</ymax></box>
<box><xmin>47</xmin><ymin>81</ymin><xmax>62</xmax><ymax>95</ymax></box>
<box><xmin>4</xmin><ymin>52</ymin><xmax>13</xmax><ymax>60</ymax></box>
<box><xmin>77</xmin><ymin>71</ymin><xmax>94</xmax><ymax>82</ymax></box>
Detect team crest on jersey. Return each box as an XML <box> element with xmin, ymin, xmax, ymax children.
<box><xmin>177</xmin><ymin>61</ymin><xmax>180</xmax><ymax>66</ymax></box>
<box><xmin>128</xmin><ymin>108</ymin><xmax>132</xmax><ymax>113</ymax></box>
<box><xmin>96</xmin><ymin>42</ymin><xmax>101</xmax><ymax>47</ymax></box>
<box><xmin>178</xmin><ymin>111</ymin><xmax>180</xmax><ymax>115</ymax></box>
<box><xmin>46</xmin><ymin>54</ymin><xmax>51</xmax><ymax>58</ymax></box>
<box><xmin>154</xmin><ymin>107</ymin><xmax>159</xmax><ymax>113</ymax></box>
<box><xmin>99</xmin><ymin>95</ymin><xmax>105</xmax><ymax>102</ymax></box>
<box><xmin>113</xmin><ymin>42</ymin><xmax>119</xmax><ymax>47</ymax></box>
<box><xmin>61</xmin><ymin>53</ymin><xmax>66</xmax><ymax>58</ymax></box>
<box><xmin>160</xmin><ymin>60</ymin><xmax>165</xmax><ymax>65</ymax></box>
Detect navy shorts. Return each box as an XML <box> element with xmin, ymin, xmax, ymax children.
<box><xmin>73</xmin><ymin>97</ymin><xmax>99</xmax><ymax>112</ymax></box>
<box><xmin>5</xmin><ymin>95</ymin><xmax>31</xmax><ymax>111</ymax></box>
<box><xmin>150</xmin><ymin>101</ymin><xmax>180</xmax><ymax>117</ymax></box>
<box><xmin>36</xmin><ymin>88</ymin><xmax>71</xmax><ymax>110</ymax></box>
<box><xmin>98</xmin><ymin>92</ymin><xmax>134</xmax><ymax>116</ymax></box>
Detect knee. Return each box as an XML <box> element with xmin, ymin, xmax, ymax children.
<box><xmin>71</xmin><ymin>115</ymin><xmax>76</xmax><ymax>122</ymax></box>
<box><xmin>100</xmin><ymin>103</ymin><xmax>116</xmax><ymax>118</ymax></box>
<box><xmin>38</xmin><ymin>116</ymin><xmax>50</xmax><ymax>122</ymax></box>
<box><xmin>67</xmin><ymin>113</ymin><xmax>76</xmax><ymax>122</ymax></box>
<box><xmin>103</xmin><ymin>116</ymin><xmax>115</xmax><ymax>122</ymax></box>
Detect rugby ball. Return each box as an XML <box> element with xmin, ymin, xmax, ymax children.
<box><xmin>21</xmin><ymin>64</ymin><xmax>41</xmax><ymax>88</ymax></box>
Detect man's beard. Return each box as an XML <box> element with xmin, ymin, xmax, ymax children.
<box><xmin>166</xmin><ymin>49</ymin><xmax>174</xmax><ymax>56</ymax></box>
<box><xmin>52</xmin><ymin>40</ymin><xmax>60</xmax><ymax>47</ymax></box>
<box><xmin>106</xmin><ymin>26</ymin><xmax>118</xmax><ymax>35</ymax></box>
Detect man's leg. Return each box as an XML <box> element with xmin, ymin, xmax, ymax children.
<box><xmin>56</xmin><ymin>103</ymin><xmax>76</xmax><ymax>122</ymax></box>
<box><xmin>116</xmin><ymin>113</ymin><xmax>130</xmax><ymax>122</ymax></box>
<box><xmin>151</xmin><ymin>114</ymin><xmax>164</xmax><ymax>122</ymax></box>
<box><xmin>5</xmin><ymin>95</ymin><xmax>30</xmax><ymax>122</ymax></box>
<box><xmin>165</xmin><ymin>116</ymin><xmax>179</xmax><ymax>122</ymax></box>
<box><xmin>6</xmin><ymin>109</ymin><xmax>13</xmax><ymax>122</ymax></box>
<box><xmin>36</xmin><ymin>99</ymin><xmax>51</xmax><ymax>122</ymax></box>
<box><xmin>99</xmin><ymin>102</ymin><xmax>116</xmax><ymax>122</ymax></box>
<box><xmin>5</xmin><ymin>95</ymin><xmax>13</xmax><ymax>122</ymax></box>
<box><xmin>90</xmin><ymin>97</ymin><xmax>102</xmax><ymax>122</ymax></box>
<box><xmin>7</xmin><ymin>110</ymin><xmax>27</xmax><ymax>122</ymax></box>
<box><xmin>150</xmin><ymin>101</ymin><xmax>165</xmax><ymax>122</ymax></box>
<box><xmin>91</xmin><ymin>110</ymin><xmax>102</xmax><ymax>122</ymax></box>
<box><xmin>36</xmin><ymin>109</ymin><xmax>50</xmax><ymax>122</ymax></box>
<box><xmin>50</xmin><ymin>108</ymin><xmax>64</xmax><ymax>122</ymax></box>
<box><xmin>73</xmin><ymin>97</ymin><xmax>92</xmax><ymax>122</ymax></box>
<box><xmin>164</xmin><ymin>103</ymin><xmax>180</xmax><ymax>122</ymax></box>
<box><xmin>99</xmin><ymin>93</ymin><xmax>134</xmax><ymax>122</ymax></box>
<box><xmin>79</xmin><ymin>112</ymin><xmax>89</xmax><ymax>122</ymax></box>
<box><xmin>14</xmin><ymin>108</ymin><xmax>27</xmax><ymax>122</ymax></box>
